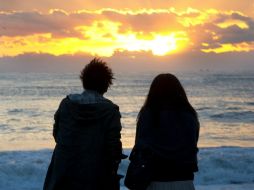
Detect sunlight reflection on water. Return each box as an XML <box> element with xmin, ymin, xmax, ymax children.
<box><xmin>0</xmin><ymin>72</ymin><xmax>253</xmax><ymax>150</ymax></box>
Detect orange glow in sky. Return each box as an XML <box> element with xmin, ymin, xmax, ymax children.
<box><xmin>0</xmin><ymin>3</ymin><xmax>254</xmax><ymax>58</ymax></box>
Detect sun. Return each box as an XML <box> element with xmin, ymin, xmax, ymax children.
<box><xmin>118</xmin><ymin>33</ymin><xmax>179</xmax><ymax>56</ymax></box>
<box><xmin>150</xmin><ymin>34</ymin><xmax>177</xmax><ymax>56</ymax></box>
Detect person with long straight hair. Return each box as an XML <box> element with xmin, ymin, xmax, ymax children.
<box><xmin>133</xmin><ymin>73</ymin><xmax>199</xmax><ymax>190</ymax></box>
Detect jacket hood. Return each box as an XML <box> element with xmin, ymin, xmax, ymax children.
<box><xmin>64</xmin><ymin>90</ymin><xmax>116</xmax><ymax>122</ymax></box>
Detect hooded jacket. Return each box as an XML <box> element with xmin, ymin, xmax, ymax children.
<box><xmin>43</xmin><ymin>90</ymin><xmax>122</xmax><ymax>190</ymax></box>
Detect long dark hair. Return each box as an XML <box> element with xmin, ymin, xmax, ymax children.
<box><xmin>139</xmin><ymin>73</ymin><xmax>197</xmax><ymax>119</ymax></box>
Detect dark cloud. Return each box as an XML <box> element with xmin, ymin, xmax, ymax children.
<box><xmin>217</xmin><ymin>13</ymin><xmax>254</xmax><ymax>43</ymax></box>
<box><xmin>214</xmin><ymin>13</ymin><xmax>254</xmax><ymax>44</ymax></box>
<box><xmin>0</xmin><ymin>10</ymin><xmax>95</xmax><ymax>38</ymax></box>
<box><xmin>187</xmin><ymin>12</ymin><xmax>254</xmax><ymax>51</ymax></box>
<box><xmin>1</xmin><ymin>0</ymin><xmax>254</xmax><ymax>17</ymax></box>
<box><xmin>0</xmin><ymin>53</ymin><xmax>93</xmax><ymax>72</ymax></box>
<box><xmin>218</xmin><ymin>25</ymin><xmax>254</xmax><ymax>44</ymax></box>
<box><xmin>103</xmin><ymin>11</ymin><xmax>183</xmax><ymax>33</ymax></box>
<box><xmin>0</xmin><ymin>9</ymin><xmax>196</xmax><ymax>38</ymax></box>
<box><xmin>1</xmin><ymin>51</ymin><xmax>254</xmax><ymax>73</ymax></box>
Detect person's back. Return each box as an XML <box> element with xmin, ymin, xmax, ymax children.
<box><xmin>136</xmin><ymin>107</ymin><xmax>199</xmax><ymax>183</ymax></box>
<box><xmin>127</xmin><ymin>73</ymin><xmax>199</xmax><ymax>190</ymax></box>
<box><xmin>43</xmin><ymin>58</ymin><xmax>123</xmax><ymax>190</ymax></box>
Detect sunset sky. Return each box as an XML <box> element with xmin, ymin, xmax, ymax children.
<box><xmin>0</xmin><ymin>0</ymin><xmax>254</xmax><ymax>72</ymax></box>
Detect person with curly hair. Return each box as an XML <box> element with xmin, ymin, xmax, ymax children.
<box><xmin>44</xmin><ymin>58</ymin><xmax>123</xmax><ymax>190</ymax></box>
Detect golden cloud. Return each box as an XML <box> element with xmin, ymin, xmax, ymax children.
<box><xmin>0</xmin><ymin>8</ymin><xmax>254</xmax><ymax>57</ymax></box>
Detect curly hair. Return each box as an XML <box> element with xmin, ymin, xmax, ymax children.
<box><xmin>80</xmin><ymin>58</ymin><xmax>114</xmax><ymax>94</ymax></box>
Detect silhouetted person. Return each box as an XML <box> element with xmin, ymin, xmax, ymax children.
<box><xmin>131</xmin><ymin>73</ymin><xmax>199</xmax><ymax>190</ymax></box>
<box><xmin>43</xmin><ymin>58</ymin><xmax>123</xmax><ymax>190</ymax></box>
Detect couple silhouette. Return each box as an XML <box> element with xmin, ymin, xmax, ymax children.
<box><xmin>43</xmin><ymin>58</ymin><xmax>199</xmax><ymax>190</ymax></box>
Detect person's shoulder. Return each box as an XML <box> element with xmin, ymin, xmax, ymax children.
<box><xmin>58</xmin><ymin>96</ymin><xmax>69</xmax><ymax>107</ymax></box>
<box><xmin>100</xmin><ymin>98</ymin><xmax>121</xmax><ymax>118</ymax></box>
<box><xmin>179</xmin><ymin>110</ymin><xmax>199</xmax><ymax>126</ymax></box>
<box><xmin>180</xmin><ymin>109</ymin><xmax>195</xmax><ymax>116</ymax></box>
<box><xmin>180</xmin><ymin>110</ymin><xmax>197</xmax><ymax>119</ymax></box>
<box><xmin>160</xmin><ymin>108</ymin><xmax>198</xmax><ymax>122</ymax></box>
<box><xmin>137</xmin><ymin>107</ymin><xmax>153</xmax><ymax>121</ymax></box>
<box><xmin>140</xmin><ymin>106</ymin><xmax>151</xmax><ymax>113</ymax></box>
<box><xmin>101</xmin><ymin>97</ymin><xmax>120</xmax><ymax>111</ymax></box>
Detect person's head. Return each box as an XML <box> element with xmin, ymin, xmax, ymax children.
<box><xmin>142</xmin><ymin>73</ymin><xmax>197</xmax><ymax>116</ymax></box>
<box><xmin>80</xmin><ymin>58</ymin><xmax>114</xmax><ymax>94</ymax></box>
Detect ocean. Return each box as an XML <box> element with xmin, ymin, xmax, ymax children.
<box><xmin>0</xmin><ymin>71</ymin><xmax>254</xmax><ymax>189</ymax></box>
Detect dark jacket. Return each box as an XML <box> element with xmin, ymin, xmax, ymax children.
<box><xmin>135</xmin><ymin>107</ymin><xmax>199</xmax><ymax>181</ymax></box>
<box><xmin>43</xmin><ymin>91</ymin><xmax>122</xmax><ymax>190</ymax></box>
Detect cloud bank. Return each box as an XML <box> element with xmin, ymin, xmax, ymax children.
<box><xmin>1</xmin><ymin>51</ymin><xmax>253</xmax><ymax>73</ymax></box>
<box><xmin>1</xmin><ymin>8</ymin><xmax>254</xmax><ymax>57</ymax></box>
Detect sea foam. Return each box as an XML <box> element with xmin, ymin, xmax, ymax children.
<box><xmin>0</xmin><ymin>147</ymin><xmax>253</xmax><ymax>190</ymax></box>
